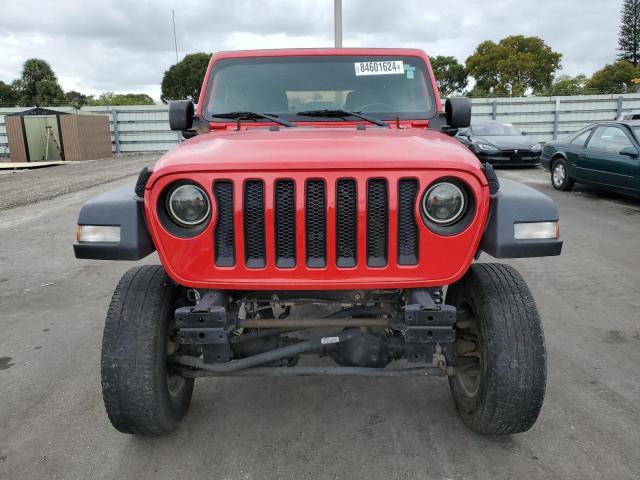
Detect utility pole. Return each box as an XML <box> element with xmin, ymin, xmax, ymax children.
<box><xmin>172</xmin><ymin>9</ymin><xmax>179</xmax><ymax>63</ymax></box>
<box><xmin>334</xmin><ymin>0</ymin><xmax>342</xmax><ymax>48</ymax></box>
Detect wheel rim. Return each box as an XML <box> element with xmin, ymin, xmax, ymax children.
<box><xmin>453</xmin><ymin>304</ymin><xmax>483</xmax><ymax>399</ymax></box>
<box><xmin>553</xmin><ymin>163</ymin><xmax>566</xmax><ymax>186</ymax></box>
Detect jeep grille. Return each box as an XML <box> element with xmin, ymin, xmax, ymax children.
<box><xmin>212</xmin><ymin>177</ymin><xmax>419</xmax><ymax>269</ymax></box>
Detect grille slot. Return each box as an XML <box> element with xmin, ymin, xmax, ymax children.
<box><xmin>243</xmin><ymin>180</ymin><xmax>266</xmax><ymax>268</ymax></box>
<box><xmin>336</xmin><ymin>179</ymin><xmax>357</xmax><ymax>267</ymax></box>
<box><xmin>367</xmin><ymin>179</ymin><xmax>388</xmax><ymax>267</ymax></box>
<box><xmin>398</xmin><ymin>179</ymin><xmax>419</xmax><ymax>265</ymax></box>
<box><xmin>275</xmin><ymin>180</ymin><xmax>296</xmax><ymax>268</ymax></box>
<box><xmin>305</xmin><ymin>179</ymin><xmax>326</xmax><ymax>268</ymax></box>
<box><xmin>213</xmin><ymin>181</ymin><xmax>235</xmax><ymax>266</ymax></box>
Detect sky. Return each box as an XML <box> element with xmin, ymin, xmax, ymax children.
<box><xmin>0</xmin><ymin>0</ymin><xmax>622</xmax><ymax>102</ymax></box>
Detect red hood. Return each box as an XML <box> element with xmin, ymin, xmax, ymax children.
<box><xmin>149</xmin><ymin>127</ymin><xmax>485</xmax><ymax>186</ymax></box>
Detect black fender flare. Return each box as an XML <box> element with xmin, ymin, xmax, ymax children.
<box><xmin>479</xmin><ymin>178</ymin><xmax>562</xmax><ymax>258</ymax></box>
<box><xmin>73</xmin><ymin>183</ymin><xmax>155</xmax><ymax>260</ymax></box>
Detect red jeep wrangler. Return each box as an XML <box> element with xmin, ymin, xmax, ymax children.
<box><xmin>75</xmin><ymin>48</ymin><xmax>561</xmax><ymax>436</ymax></box>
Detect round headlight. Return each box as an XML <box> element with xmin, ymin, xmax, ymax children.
<box><xmin>422</xmin><ymin>182</ymin><xmax>466</xmax><ymax>226</ymax></box>
<box><xmin>167</xmin><ymin>184</ymin><xmax>210</xmax><ymax>227</ymax></box>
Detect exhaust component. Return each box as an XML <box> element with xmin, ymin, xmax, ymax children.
<box><xmin>173</xmin><ymin>329</ymin><xmax>363</xmax><ymax>373</ymax></box>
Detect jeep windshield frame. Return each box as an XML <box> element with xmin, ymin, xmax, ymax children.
<box><xmin>201</xmin><ymin>55</ymin><xmax>438</xmax><ymax>123</ymax></box>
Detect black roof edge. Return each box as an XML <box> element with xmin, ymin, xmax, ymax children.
<box><xmin>7</xmin><ymin>107</ymin><xmax>71</xmax><ymax>117</ymax></box>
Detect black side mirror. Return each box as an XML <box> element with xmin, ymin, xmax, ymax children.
<box><xmin>521</xmin><ymin>131</ymin><xmax>528</xmax><ymax>136</ymax></box>
<box><xmin>619</xmin><ymin>146</ymin><xmax>639</xmax><ymax>158</ymax></box>
<box><xmin>169</xmin><ymin>100</ymin><xmax>195</xmax><ymax>131</ymax></box>
<box><xmin>445</xmin><ymin>97</ymin><xmax>471</xmax><ymax>128</ymax></box>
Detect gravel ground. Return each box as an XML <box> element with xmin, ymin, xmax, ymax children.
<box><xmin>1</xmin><ymin>165</ymin><xmax>639</xmax><ymax>479</ymax></box>
<box><xmin>0</xmin><ymin>155</ymin><xmax>158</xmax><ymax>211</ymax></box>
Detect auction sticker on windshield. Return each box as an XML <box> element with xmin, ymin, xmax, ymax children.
<box><xmin>354</xmin><ymin>60</ymin><xmax>404</xmax><ymax>76</ymax></box>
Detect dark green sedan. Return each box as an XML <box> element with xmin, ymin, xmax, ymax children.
<box><xmin>541</xmin><ymin>121</ymin><xmax>640</xmax><ymax>198</ymax></box>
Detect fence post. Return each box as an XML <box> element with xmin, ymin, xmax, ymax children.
<box><xmin>553</xmin><ymin>98</ymin><xmax>561</xmax><ymax>140</ymax></box>
<box><xmin>491</xmin><ymin>99</ymin><xmax>497</xmax><ymax>120</ymax></box>
<box><xmin>111</xmin><ymin>109</ymin><xmax>121</xmax><ymax>154</ymax></box>
<box><xmin>616</xmin><ymin>96</ymin><xmax>624</xmax><ymax>119</ymax></box>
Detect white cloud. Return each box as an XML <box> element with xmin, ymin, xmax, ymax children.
<box><xmin>0</xmin><ymin>0</ymin><xmax>622</xmax><ymax>101</ymax></box>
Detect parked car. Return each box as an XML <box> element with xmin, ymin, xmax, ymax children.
<box><xmin>74</xmin><ymin>48</ymin><xmax>562</xmax><ymax>437</ymax></box>
<box><xmin>541</xmin><ymin>121</ymin><xmax>640</xmax><ymax>198</ymax></box>
<box><xmin>456</xmin><ymin>121</ymin><xmax>542</xmax><ymax>166</ymax></box>
<box><xmin>616</xmin><ymin>112</ymin><xmax>640</xmax><ymax>121</ymax></box>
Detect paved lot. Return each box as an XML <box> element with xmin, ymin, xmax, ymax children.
<box><xmin>0</xmin><ymin>155</ymin><xmax>157</xmax><ymax>210</ymax></box>
<box><xmin>1</xmin><ymin>159</ymin><xmax>639</xmax><ymax>480</ymax></box>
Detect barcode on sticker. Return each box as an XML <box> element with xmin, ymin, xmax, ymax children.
<box><xmin>354</xmin><ymin>60</ymin><xmax>404</xmax><ymax>76</ymax></box>
<box><xmin>321</xmin><ymin>336</ymin><xmax>340</xmax><ymax>345</ymax></box>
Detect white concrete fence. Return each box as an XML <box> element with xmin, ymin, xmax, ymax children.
<box><xmin>2</xmin><ymin>93</ymin><xmax>640</xmax><ymax>159</ymax></box>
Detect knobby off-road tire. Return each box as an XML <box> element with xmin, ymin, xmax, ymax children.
<box><xmin>101</xmin><ymin>265</ymin><xmax>194</xmax><ymax>434</ymax></box>
<box><xmin>446</xmin><ymin>263</ymin><xmax>546</xmax><ymax>435</ymax></box>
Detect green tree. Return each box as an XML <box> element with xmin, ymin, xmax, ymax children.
<box><xmin>466</xmin><ymin>84</ymin><xmax>493</xmax><ymax>98</ymax></box>
<box><xmin>586</xmin><ymin>60</ymin><xmax>640</xmax><ymax>93</ymax></box>
<box><xmin>160</xmin><ymin>52</ymin><xmax>211</xmax><ymax>103</ymax></box>
<box><xmin>430</xmin><ymin>56</ymin><xmax>468</xmax><ymax>97</ymax></box>
<box><xmin>14</xmin><ymin>58</ymin><xmax>65</xmax><ymax>106</ymax></box>
<box><xmin>88</xmin><ymin>92</ymin><xmax>156</xmax><ymax>106</ymax></box>
<box><xmin>0</xmin><ymin>80</ymin><xmax>19</xmax><ymax>106</ymax></box>
<box><xmin>64</xmin><ymin>90</ymin><xmax>92</xmax><ymax>108</ymax></box>
<box><xmin>535</xmin><ymin>74</ymin><xmax>589</xmax><ymax>96</ymax></box>
<box><xmin>618</xmin><ymin>0</ymin><xmax>640</xmax><ymax>66</ymax></box>
<box><xmin>466</xmin><ymin>35</ymin><xmax>562</xmax><ymax>96</ymax></box>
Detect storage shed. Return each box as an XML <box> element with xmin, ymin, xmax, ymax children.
<box><xmin>5</xmin><ymin>108</ymin><xmax>112</xmax><ymax>162</ymax></box>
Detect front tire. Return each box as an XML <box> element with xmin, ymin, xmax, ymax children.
<box><xmin>101</xmin><ymin>265</ymin><xmax>193</xmax><ymax>435</ymax></box>
<box><xmin>446</xmin><ymin>263</ymin><xmax>546</xmax><ymax>435</ymax></box>
<box><xmin>551</xmin><ymin>157</ymin><xmax>574</xmax><ymax>191</ymax></box>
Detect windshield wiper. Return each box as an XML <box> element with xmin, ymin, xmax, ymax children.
<box><xmin>210</xmin><ymin>111</ymin><xmax>294</xmax><ymax>128</ymax></box>
<box><xmin>296</xmin><ymin>109</ymin><xmax>389</xmax><ymax>127</ymax></box>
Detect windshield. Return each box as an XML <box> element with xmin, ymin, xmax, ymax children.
<box><xmin>202</xmin><ymin>55</ymin><xmax>437</xmax><ymax>122</ymax></box>
<box><xmin>471</xmin><ymin>123</ymin><xmax>521</xmax><ymax>136</ymax></box>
